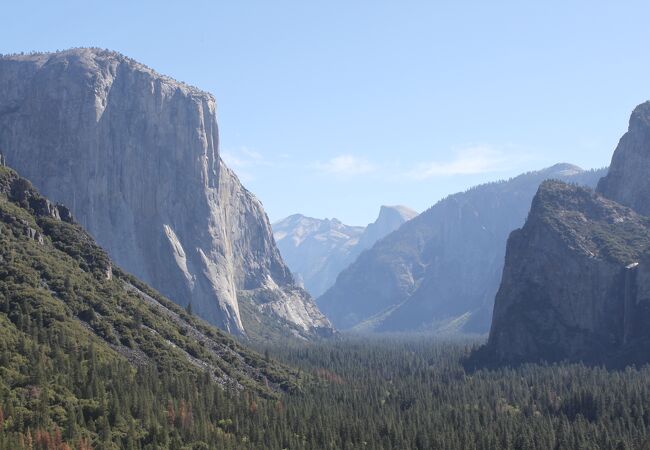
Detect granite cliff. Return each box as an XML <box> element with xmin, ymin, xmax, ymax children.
<box><xmin>273</xmin><ymin>205</ymin><xmax>416</xmax><ymax>297</ymax></box>
<box><xmin>355</xmin><ymin>205</ymin><xmax>419</xmax><ymax>254</ymax></box>
<box><xmin>318</xmin><ymin>165</ymin><xmax>606</xmax><ymax>333</ymax></box>
<box><xmin>598</xmin><ymin>101</ymin><xmax>650</xmax><ymax>216</ymax></box>
<box><xmin>0</xmin><ymin>48</ymin><xmax>331</xmax><ymax>338</ymax></box>
<box><xmin>482</xmin><ymin>102</ymin><xmax>650</xmax><ymax>365</ymax></box>
<box><xmin>484</xmin><ymin>181</ymin><xmax>650</xmax><ymax>365</ymax></box>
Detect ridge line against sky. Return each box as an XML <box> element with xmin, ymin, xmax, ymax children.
<box><xmin>1</xmin><ymin>1</ymin><xmax>648</xmax><ymax>224</ymax></box>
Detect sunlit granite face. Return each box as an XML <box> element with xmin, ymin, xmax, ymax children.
<box><xmin>0</xmin><ymin>48</ymin><xmax>331</xmax><ymax>338</ymax></box>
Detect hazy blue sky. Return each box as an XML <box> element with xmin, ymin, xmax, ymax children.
<box><xmin>2</xmin><ymin>1</ymin><xmax>649</xmax><ymax>224</ymax></box>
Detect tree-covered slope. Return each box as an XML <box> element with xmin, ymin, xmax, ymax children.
<box><xmin>1</xmin><ymin>171</ymin><xmax>648</xmax><ymax>450</ymax></box>
<box><xmin>0</xmin><ymin>165</ymin><xmax>303</xmax><ymax>449</ymax></box>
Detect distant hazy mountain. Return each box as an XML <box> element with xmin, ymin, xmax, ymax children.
<box><xmin>318</xmin><ymin>164</ymin><xmax>608</xmax><ymax>334</ymax></box>
<box><xmin>273</xmin><ymin>205</ymin><xmax>418</xmax><ymax>297</ymax></box>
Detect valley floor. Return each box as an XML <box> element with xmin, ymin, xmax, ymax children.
<box><xmin>3</xmin><ymin>331</ymin><xmax>650</xmax><ymax>449</ymax></box>
<box><xmin>260</xmin><ymin>334</ymin><xmax>650</xmax><ymax>450</ymax></box>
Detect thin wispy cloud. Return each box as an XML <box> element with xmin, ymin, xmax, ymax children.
<box><xmin>223</xmin><ymin>145</ymin><xmax>533</xmax><ymax>184</ymax></box>
<box><xmin>403</xmin><ymin>145</ymin><xmax>525</xmax><ymax>180</ymax></box>
<box><xmin>221</xmin><ymin>146</ymin><xmax>274</xmax><ymax>182</ymax></box>
<box><xmin>221</xmin><ymin>146</ymin><xmax>269</xmax><ymax>169</ymax></box>
<box><xmin>313</xmin><ymin>154</ymin><xmax>377</xmax><ymax>176</ymax></box>
<box><xmin>312</xmin><ymin>146</ymin><xmax>527</xmax><ymax>181</ymax></box>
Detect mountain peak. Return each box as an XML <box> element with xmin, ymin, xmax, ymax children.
<box><xmin>353</xmin><ymin>205</ymin><xmax>418</xmax><ymax>254</ymax></box>
<box><xmin>598</xmin><ymin>101</ymin><xmax>650</xmax><ymax>216</ymax></box>
<box><xmin>377</xmin><ymin>205</ymin><xmax>418</xmax><ymax>223</ymax></box>
<box><xmin>629</xmin><ymin>100</ymin><xmax>650</xmax><ymax>132</ymax></box>
<box><xmin>272</xmin><ymin>205</ymin><xmax>416</xmax><ymax>298</ymax></box>
<box><xmin>544</xmin><ymin>163</ymin><xmax>584</xmax><ymax>177</ymax></box>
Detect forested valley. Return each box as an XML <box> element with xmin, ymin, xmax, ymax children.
<box><xmin>2</xmin><ymin>41</ymin><xmax>650</xmax><ymax>450</ymax></box>
<box><xmin>4</xmin><ymin>321</ymin><xmax>650</xmax><ymax>449</ymax></box>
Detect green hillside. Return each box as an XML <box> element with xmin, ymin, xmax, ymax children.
<box><xmin>0</xmin><ymin>166</ymin><xmax>303</xmax><ymax>449</ymax></box>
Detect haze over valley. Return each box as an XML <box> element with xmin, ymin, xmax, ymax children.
<box><xmin>2</xmin><ymin>3</ymin><xmax>650</xmax><ymax>449</ymax></box>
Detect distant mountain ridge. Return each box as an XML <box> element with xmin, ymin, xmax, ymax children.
<box><xmin>273</xmin><ymin>205</ymin><xmax>417</xmax><ymax>297</ymax></box>
<box><xmin>318</xmin><ymin>163</ymin><xmax>607</xmax><ymax>334</ymax></box>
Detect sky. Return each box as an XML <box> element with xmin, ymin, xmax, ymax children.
<box><xmin>1</xmin><ymin>1</ymin><xmax>650</xmax><ymax>225</ymax></box>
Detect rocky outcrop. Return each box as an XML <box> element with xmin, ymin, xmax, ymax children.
<box><xmin>479</xmin><ymin>101</ymin><xmax>650</xmax><ymax>366</ymax></box>
<box><xmin>597</xmin><ymin>101</ymin><xmax>650</xmax><ymax>216</ymax></box>
<box><xmin>484</xmin><ymin>181</ymin><xmax>650</xmax><ymax>365</ymax></box>
<box><xmin>273</xmin><ymin>205</ymin><xmax>416</xmax><ymax>297</ymax></box>
<box><xmin>0</xmin><ymin>48</ymin><xmax>331</xmax><ymax>338</ymax></box>
<box><xmin>318</xmin><ymin>164</ymin><xmax>606</xmax><ymax>332</ymax></box>
<box><xmin>355</xmin><ymin>205</ymin><xmax>418</xmax><ymax>255</ymax></box>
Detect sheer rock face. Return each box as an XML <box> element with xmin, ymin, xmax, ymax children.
<box><xmin>318</xmin><ymin>165</ymin><xmax>605</xmax><ymax>333</ymax></box>
<box><xmin>0</xmin><ymin>48</ymin><xmax>331</xmax><ymax>337</ymax></box>
<box><xmin>486</xmin><ymin>181</ymin><xmax>650</xmax><ymax>364</ymax></box>
<box><xmin>597</xmin><ymin>101</ymin><xmax>650</xmax><ymax>216</ymax></box>
<box><xmin>273</xmin><ymin>205</ymin><xmax>416</xmax><ymax>297</ymax></box>
<box><xmin>483</xmin><ymin>101</ymin><xmax>650</xmax><ymax>365</ymax></box>
<box><xmin>355</xmin><ymin>205</ymin><xmax>419</xmax><ymax>253</ymax></box>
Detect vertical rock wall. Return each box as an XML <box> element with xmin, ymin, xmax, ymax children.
<box><xmin>0</xmin><ymin>48</ymin><xmax>331</xmax><ymax>337</ymax></box>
